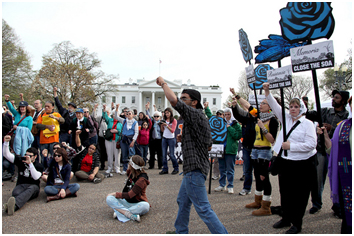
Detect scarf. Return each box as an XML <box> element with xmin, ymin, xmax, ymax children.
<box><xmin>259</xmin><ymin>112</ymin><xmax>275</xmax><ymax>122</ymax></box>
<box><xmin>290</xmin><ymin>97</ymin><xmax>307</xmax><ymax>119</ymax></box>
<box><xmin>126</xmin><ymin>118</ymin><xmax>135</xmax><ymax>130</ymax></box>
<box><xmin>224</xmin><ymin>108</ymin><xmax>237</xmax><ymax>124</ymax></box>
<box><xmin>77</xmin><ymin>117</ymin><xmax>84</xmax><ymax>129</ymax></box>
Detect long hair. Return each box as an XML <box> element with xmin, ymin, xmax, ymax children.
<box><xmin>163</xmin><ymin>107</ymin><xmax>174</xmax><ymax>122</ymax></box>
<box><xmin>129</xmin><ymin>155</ymin><xmax>146</xmax><ymax>179</ymax></box>
<box><xmin>55</xmin><ymin>148</ymin><xmax>69</xmax><ymax>166</ymax></box>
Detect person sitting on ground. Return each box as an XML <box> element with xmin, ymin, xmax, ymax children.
<box><xmin>41</xmin><ymin>142</ymin><xmax>74</xmax><ymax>182</ymax></box>
<box><xmin>44</xmin><ymin>148</ymin><xmax>80</xmax><ymax>202</ymax></box>
<box><xmin>73</xmin><ymin>130</ymin><xmax>104</xmax><ymax>184</ymax></box>
<box><xmin>2</xmin><ymin>135</ymin><xmax>44</xmax><ymax>215</ymax></box>
<box><xmin>106</xmin><ymin>155</ymin><xmax>150</xmax><ymax>223</ymax></box>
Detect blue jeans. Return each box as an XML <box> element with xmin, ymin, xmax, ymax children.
<box><xmin>175</xmin><ymin>170</ymin><xmax>228</xmax><ymax>234</ymax></box>
<box><xmin>162</xmin><ymin>138</ymin><xmax>178</xmax><ymax>172</ymax></box>
<box><xmin>89</xmin><ymin>135</ymin><xmax>98</xmax><ymax>145</ymax></box>
<box><xmin>106</xmin><ymin>195</ymin><xmax>150</xmax><ymax>222</ymax></box>
<box><xmin>242</xmin><ymin>147</ymin><xmax>253</xmax><ymax>191</ymax></box>
<box><xmin>120</xmin><ymin>140</ymin><xmax>136</xmax><ymax>171</ymax></box>
<box><xmin>44</xmin><ymin>184</ymin><xmax>80</xmax><ymax>196</ymax></box>
<box><xmin>138</xmin><ymin>144</ymin><xmax>149</xmax><ymax>165</ymax></box>
<box><xmin>311</xmin><ymin>152</ymin><xmax>328</xmax><ymax>209</ymax></box>
<box><xmin>218</xmin><ymin>154</ymin><xmax>236</xmax><ymax>188</ymax></box>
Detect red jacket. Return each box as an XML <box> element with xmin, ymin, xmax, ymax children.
<box><xmin>137</xmin><ymin>119</ymin><xmax>152</xmax><ymax>145</ymax></box>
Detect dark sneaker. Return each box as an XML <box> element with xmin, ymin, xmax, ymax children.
<box><xmin>171</xmin><ymin>170</ymin><xmax>179</xmax><ymax>175</ymax></box>
<box><xmin>240</xmin><ymin>175</ymin><xmax>245</xmax><ymax>181</ymax></box>
<box><xmin>93</xmin><ymin>177</ymin><xmax>102</xmax><ymax>184</ymax></box>
<box><xmin>159</xmin><ymin>171</ymin><xmax>168</xmax><ymax>175</ymax></box>
<box><xmin>285</xmin><ymin>226</ymin><xmax>301</xmax><ymax>234</ymax></box>
<box><xmin>273</xmin><ymin>219</ymin><xmax>291</xmax><ymax>229</ymax></box>
<box><xmin>309</xmin><ymin>206</ymin><xmax>320</xmax><ymax>214</ymax></box>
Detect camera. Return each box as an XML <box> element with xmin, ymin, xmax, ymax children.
<box><xmin>160</xmin><ymin>120</ymin><xmax>166</xmax><ymax>124</ymax></box>
<box><xmin>21</xmin><ymin>156</ymin><xmax>27</xmax><ymax>161</ymax></box>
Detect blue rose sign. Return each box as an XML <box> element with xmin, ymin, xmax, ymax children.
<box><xmin>239</xmin><ymin>28</ymin><xmax>253</xmax><ymax>63</ymax></box>
<box><xmin>249</xmin><ymin>64</ymin><xmax>273</xmax><ymax>90</ymax></box>
<box><xmin>209</xmin><ymin>116</ymin><xmax>227</xmax><ymax>143</ymax></box>
<box><xmin>279</xmin><ymin>2</ymin><xmax>335</xmax><ymax>43</ymax></box>
<box><xmin>254</xmin><ymin>34</ymin><xmax>308</xmax><ymax>63</ymax></box>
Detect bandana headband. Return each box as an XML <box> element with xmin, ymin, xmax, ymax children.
<box><xmin>129</xmin><ymin>159</ymin><xmax>143</xmax><ymax>170</ymax></box>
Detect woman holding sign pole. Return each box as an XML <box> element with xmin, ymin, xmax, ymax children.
<box><xmin>263</xmin><ymin>82</ymin><xmax>317</xmax><ymax>234</ymax></box>
<box><xmin>231</xmin><ymin>89</ymin><xmax>278</xmax><ymax>216</ymax></box>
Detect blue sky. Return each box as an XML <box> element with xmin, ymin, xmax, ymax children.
<box><xmin>2</xmin><ymin>1</ymin><xmax>352</xmax><ymax>103</ymax></box>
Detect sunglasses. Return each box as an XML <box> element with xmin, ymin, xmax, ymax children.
<box><xmin>54</xmin><ymin>154</ymin><xmax>62</xmax><ymax>157</ymax></box>
<box><xmin>154</xmin><ymin>116</ymin><xmax>160</xmax><ymax>118</ymax></box>
<box><xmin>84</xmin><ymin>111</ymin><xmax>89</xmax><ymax>113</ymax></box>
<box><xmin>53</xmin><ymin>146</ymin><xmax>60</xmax><ymax>149</ymax></box>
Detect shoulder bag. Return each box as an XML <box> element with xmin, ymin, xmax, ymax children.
<box><xmin>104</xmin><ymin>121</ymin><xmax>118</xmax><ymax>141</ymax></box>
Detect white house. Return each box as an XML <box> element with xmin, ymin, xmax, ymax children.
<box><xmin>98</xmin><ymin>78</ymin><xmax>222</xmax><ymax>116</ymax></box>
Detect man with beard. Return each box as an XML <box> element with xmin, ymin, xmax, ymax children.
<box><xmin>305</xmin><ymin>90</ymin><xmax>349</xmax><ymax>217</ymax></box>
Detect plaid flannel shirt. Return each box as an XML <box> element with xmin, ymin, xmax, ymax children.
<box><xmin>173</xmin><ymin>98</ymin><xmax>212</xmax><ymax>176</ymax></box>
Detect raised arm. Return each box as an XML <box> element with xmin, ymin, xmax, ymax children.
<box><xmin>156</xmin><ymin>77</ymin><xmax>177</xmax><ymax>107</ymax></box>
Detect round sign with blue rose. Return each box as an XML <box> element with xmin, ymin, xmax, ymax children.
<box><xmin>249</xmin><ymin>64</ymin><xmax>273</xmax><ymax>90</ymax></box>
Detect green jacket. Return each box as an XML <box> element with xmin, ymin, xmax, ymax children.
<box><xmin>205</xmin><ymin>107</ymin><xmax>242</xmax><ymax>155</ymax></box>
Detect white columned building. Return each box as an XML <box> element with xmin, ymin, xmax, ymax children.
<box><xmin>98</xmin><ymin>78</ymin><xmax>222</xmax><ymax>116</ymax></box>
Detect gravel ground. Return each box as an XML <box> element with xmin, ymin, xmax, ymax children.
<box><xmin>2</xmin><ymin>162</ymin><xmax>342</xmax><ymax>234</ymax></box>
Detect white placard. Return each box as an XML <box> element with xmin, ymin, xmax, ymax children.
<box><xmin>267</xmin><ymin>65</ymin><xmax>293</xmax><ymax>90</ymax></box>
<box><xmin>290</xmin><ymin>40</ymin><xmax>334</xmax><ymax>72</ymax></box>
<box><xmin>209</xmin><ymin>144</ymin><xmax>224</xmax><ymax>158</ymax></box>
<box><xmin>245</xmin><ymin>64</ymin><xmax>255</xmax><ymax>84</ymax></box>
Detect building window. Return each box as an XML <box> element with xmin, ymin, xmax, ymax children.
<box><xmin>213</xmin><ymin>98</ymin><xmax>216</xmax><ymax>105</ymax></box>
<box><xmin>102</xmin><ymin>96</ymin><xmax>106</xmax><ymax>103</ymax></box>
<box><xmin>203</xmin><ymin>98</ymin><xmax>207</xmax><ymax>104</ymax></box>
<box><xmin>146</xmin><ymin>97</ymin><xmax>150</xmax><ymax>103</ymax></box>
<box><xmin>122</xmin><ymin>96</ymin><xmax>126</xmax><ymax>103</ymax></box>
<box><xmin>158</xmin><ymin>97</ymin><xmax>162</xmax><ymax>104</ymax></box>
<box><xmin>132</xmin><ymin>96</ymin><xmax>135</xmax><ymax>104</ymax></box>
<box><xmin>112</xmin><ymin>96</ymin><xmax>116</xmax><ymax>103</ymax></box>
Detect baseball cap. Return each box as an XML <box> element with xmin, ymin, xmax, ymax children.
<box><xmin>181</xmin><ymin>89</ymin><xmax>203</xmax><ymax>109</ymax></box>
<box><xmin>75</xmin><ymin>108</ymin><xmax>84</xmax><ymax>113</ymax></box>
<box><xmin>18</xmin><ymin>101</ymin><xmax>29</xmax><ymax>107</ymax></box>
<box><xmin>68</xmin><ymin>102</ymin><xmax>77</xmax><ymax>108</ymax></box>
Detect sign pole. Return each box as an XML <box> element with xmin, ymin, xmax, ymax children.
<box><xmin>208</xmin><ymin>157</ymin><xmax>213</xmax><ymax>194</ymax></box>
<box><xmin>277</xmin><ymin>60</ymin><xmax>288</xmax><ymax>156</ymax></box>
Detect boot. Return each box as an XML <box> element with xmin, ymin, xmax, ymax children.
<box><xmin>245</xmin><ymin>194</ymin><xmax>262</xmax><ymax>208</ymax></box>
<box><xmin>252</xmin><ymin>200</ymin><xmax>272</xmax><ymax>216</ymax></box>
<box><xmin>47</xmin><ymin>194</ymin><xmax>61</xmax><ymax>203</ymax></box>
<box><xmin>65</xmin><ymin>188</ymin><xmax>78</xmax><ymax>198</ymax></box>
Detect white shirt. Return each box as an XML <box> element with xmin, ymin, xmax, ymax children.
<box><xmin>163</xmin><ymin>121</ymin><xmax>175</xmax><ymax>139</ymax></box>
<box><xmin>266</xmin><ymin>93</ymin><xmax>317</xmax><ymax>160</ymax></box>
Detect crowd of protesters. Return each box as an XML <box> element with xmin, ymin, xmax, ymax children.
<box><xmin>2</xmin><ymin>79</ymin><xmax>351</xmax><ymax>234</ymax></box>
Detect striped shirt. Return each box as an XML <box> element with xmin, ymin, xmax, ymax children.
<box><xmin>173</xmin><ymin>98</ymin><xmax>212</xmax><ymax>176</ymax></box>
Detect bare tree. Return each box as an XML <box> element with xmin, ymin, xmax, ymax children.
<box><xmin>31</xmin><ymin>41</ymin><xmax>119</xmax><ymax>108</ymax></box>
<box><xmin>271</xmin><ymin>75</ymin><xmax>313</xmax><ymax>105</ymax></box>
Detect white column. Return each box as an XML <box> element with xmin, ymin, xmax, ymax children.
<box><xmin>139</xmin><ymin>91</ymin><xmax>142</xmax><ymax>112</ymax></box>
<box><xmin>165</xmin><ymin>95</ymin><xmax>168</xmax><ymax>109</ymax></box>
<box><xmin>152</xmin><ymin>91</ymin><xmax>155</xmax><ymax>108</ymax></box>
